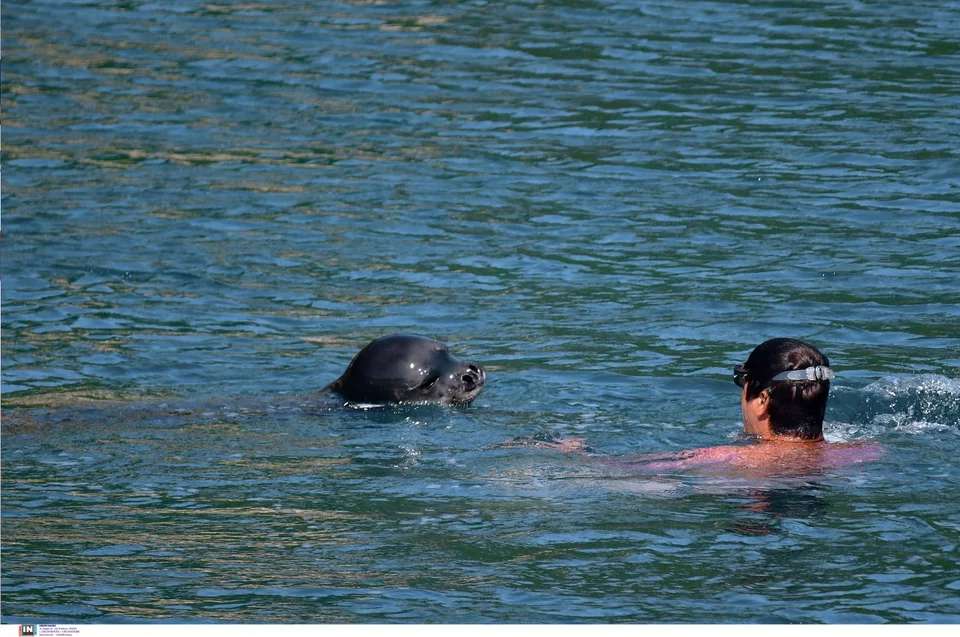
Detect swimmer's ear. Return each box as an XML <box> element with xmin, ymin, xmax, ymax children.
<box><xmin>757</xmin><ymin>389</ymin><xmax>771</xmax><ymax>414</ymax></box>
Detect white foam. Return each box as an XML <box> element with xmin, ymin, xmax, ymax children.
<box><xmin>838</xmin><ymin>373</ymin><xmax>960</xmax><ymax>436</ymax></box>
<box><xmin>824</xmin><ymin>423</ymin><xmax>860</xmax><ymax>443</ymax></box>
<box><xmin>346</xmin><ymin>402</ymin><xmax>387</xmax><ymax>410</ymax></box>
<box><xmin>862</xmin><ymin>373</ymin><xmax>960</xmax><ymax>397</ymax></box>
<box><xmin>871</xmin><ymin>415</ymin><xmax>954</xmax><ymax>435</ymax></box>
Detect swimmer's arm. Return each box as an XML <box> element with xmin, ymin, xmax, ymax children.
<box><xmin>616</xmin><ymin>446</ymin><xmax>741</xmax><ymax>471</ymax></box>
<box><xmin>486</xmin><ymin>432</ymin><xmax>593</xmax><ymax>453</ymax></box>
<box><xmin>618</xmin><ymin>450</ymin><xmax>697</xmax><ymax>463</ymax></box>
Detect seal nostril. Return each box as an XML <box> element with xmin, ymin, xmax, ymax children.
<box><xmin>468</xmin><ymin>365</ymin><xmax>480</xmax><ymax>374</ymax></box>
<box><xmin>462</xmin><ymin>374</ymin><xmax>476</xmax><ymax>387</ymax></box>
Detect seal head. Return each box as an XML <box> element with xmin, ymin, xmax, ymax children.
<box><xmin>328</xmin><ymin>334</ymin><xmax>486</xmax><ymax>405</ymax></box>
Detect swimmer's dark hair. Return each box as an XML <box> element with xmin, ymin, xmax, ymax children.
<box><xmin>742</xmin><ymin>338</ymin><xmax>830</xmax><ymax>440</ymax></box>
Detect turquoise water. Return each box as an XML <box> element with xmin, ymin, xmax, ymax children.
<box><xmin>3</xmin><ymin>0</ymin><xmax>960</xmax><ymax>624</ymax></box>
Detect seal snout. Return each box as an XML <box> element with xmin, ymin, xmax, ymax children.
<box><xmin>460</xmin><ymin>363</ymin><xmax>485</xmax><ymax>391</ymax></box>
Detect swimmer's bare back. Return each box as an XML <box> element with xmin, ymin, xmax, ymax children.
<box><xmin>615</xmin><ymin>440</ymin><xmax>883</xmax><ymax>477</ymax></box>
<box><xmin>495</xmin><ymin>431</ymin><xmax>882</xmax><ymax>478</ymax></box>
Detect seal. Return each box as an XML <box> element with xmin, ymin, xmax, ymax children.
<box><xmin>327</xmin><ymin>334</ymin><xmax>486</xmax><ymax>405</ymax></box>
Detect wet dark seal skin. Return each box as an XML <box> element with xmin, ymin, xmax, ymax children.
<box><xmin>327</xmin><ymin>334</ymin><xmax>486</xmax><ymax>405</ymax></box>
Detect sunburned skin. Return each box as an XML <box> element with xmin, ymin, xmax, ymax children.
<box><xmin>503</xmin><ymin>434</ymin><xmax>883</xmax><ymax>478</ymax></box>
<box><xmin>615</xmin><ymin>439</ymin><xmax>883</xmax><ymax>478</ymax></box>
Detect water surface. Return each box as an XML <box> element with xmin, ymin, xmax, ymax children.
<box><xmin>3</xmin><ymin>0</ymin><xmax>960</xmax><ymax>624</ymax></box>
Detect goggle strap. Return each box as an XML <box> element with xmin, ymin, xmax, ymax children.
<box><xmin>769</xmin><ymin>366</ymin><xmax>835</xmax><ymax>382</ymax></box>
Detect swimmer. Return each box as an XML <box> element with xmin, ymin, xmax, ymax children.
<box><xmin>502</xmin><ymin>338</ymin><xmax>881</xmax><ymax>476</ymax></box>
<box><xmin>734</xmin><ymin>336</ymin><xmax>835</xmax><ymax>444</ymax></box>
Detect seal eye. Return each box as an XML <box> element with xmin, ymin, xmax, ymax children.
<box><xmin>418</xmin><ymin>374</ymin><xmax>439</xmax><ymax>390</ymax></box>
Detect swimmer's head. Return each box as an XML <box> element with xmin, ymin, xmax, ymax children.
<box><xmin>735</xmin><ymin>338</ymin><xmax>831</xmax><ymax>441</ymax></box>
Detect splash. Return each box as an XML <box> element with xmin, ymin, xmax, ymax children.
<box><xmin>830</xmin><ymin>374</ymin><xmax>960</xmax><ymax>440</ymax></box>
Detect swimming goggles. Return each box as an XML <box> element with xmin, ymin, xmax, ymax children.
<box><xmin>733</xmin><ymin>364</ymin><xmax>834</xmax><ymax>388</ymax></box>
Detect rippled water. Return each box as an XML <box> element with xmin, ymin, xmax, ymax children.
<box><xmin>3</xmin><ymin>0</ymin><xmax>960</xmax><ymax>624</ymax></box>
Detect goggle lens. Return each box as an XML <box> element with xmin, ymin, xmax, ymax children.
<box><xmin>733</xmin><ymin>364</ymin><xmax>747</xmax><ymax>388</ymax></box>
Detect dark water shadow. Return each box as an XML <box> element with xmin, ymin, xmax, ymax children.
<box><xmin>725</xmin><ymin>484</ymin><xmax>829</xmax><ymax>536</ymax></box>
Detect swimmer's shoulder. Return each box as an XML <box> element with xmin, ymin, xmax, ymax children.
<box><xmin>824</xmin><ymin>440</ymin><xmax>884</xmax><ymax>465</ymax></box>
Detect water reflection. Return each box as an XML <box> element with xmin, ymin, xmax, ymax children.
<box><xmin>727</xmin><ymin>485</ymin><xmax>828</xmax><ymax>536</ymax></box>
